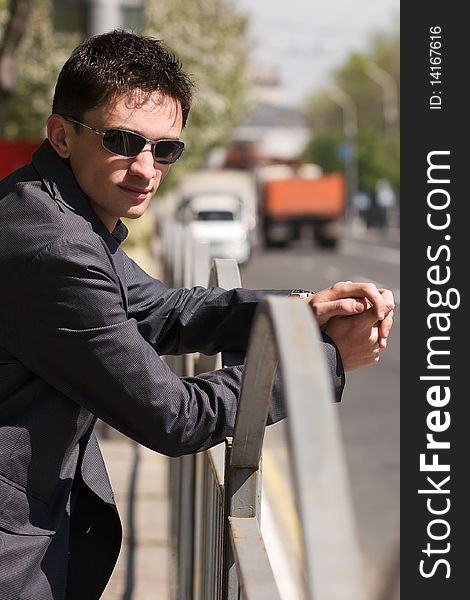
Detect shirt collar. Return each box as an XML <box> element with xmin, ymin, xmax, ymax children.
<box><xmin>112</xmin><ymin>220</ymin><xmax>128</xmax><ymax>242</ymax></box>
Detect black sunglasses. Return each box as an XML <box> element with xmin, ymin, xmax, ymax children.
<box><xmin>62</xmin><ymin>116</ymin><xmax>184</xmax><ymax>164</ymax></box>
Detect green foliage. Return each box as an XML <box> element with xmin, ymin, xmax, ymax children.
<box><xmin>0</xmin><ymin>0</ymin><xmax>80</xmax><ymax>139</ymax></box>
<box><xmin>302</xmin><ymin>129</ymin><xmax>344</xmax><ymax>173</ymax></box>
<box><xmin>0</xmin><ymin>0</ymin><xmax>8</xmax><ymax>25</ymax></box>
<box><xmin>303</xmin><ymin>29</ymin><xmax>399</xmax><ymax>199</ymax></box>
<box><xmin>357</xmin><ymin>126</ymin><xmax>399</xmax><ymax>196</ymax></box>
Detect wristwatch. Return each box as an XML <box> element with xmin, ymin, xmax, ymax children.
<box><xmin>288</xmin><ymin>289</ymin><xmax>316</xmax><ymax>299</ymax></box>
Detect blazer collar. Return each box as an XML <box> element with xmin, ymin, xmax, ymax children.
<box><xmin>32</xmin><ymin>139</ymin><xmax>128</xmax><ymax>247</ymax></box>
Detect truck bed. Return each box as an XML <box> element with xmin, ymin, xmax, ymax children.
<box><xmin>262</xmin><ymin>172</ymin><xmax>345</xmax><ymax>218</ymax></box>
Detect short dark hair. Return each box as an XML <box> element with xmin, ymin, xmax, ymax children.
<box><xmin>52</xmin><ymin>30</ymin><xmax>193</xmax><ymax>126</ymax></box>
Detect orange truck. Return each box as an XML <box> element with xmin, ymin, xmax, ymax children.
<box><xmin>257</xmin><ymin>168</ymin><xmax>345</xmax><ymax>249</ymax></box>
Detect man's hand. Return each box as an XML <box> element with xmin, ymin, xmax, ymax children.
<box><xmin>323</xmin><ymin>308</ymin><xmax>379</xmax><ymax>372</ymax></box>
<box><xmin>305</xmin><ymin>281</ymin><xmax>395</xmax><ymax>329</ymax></box>
<box><xmin>289</xmin><ymin>281</ymin><xmax>395</xmax><ymax>371</ymax></box>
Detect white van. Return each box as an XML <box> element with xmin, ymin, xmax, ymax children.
<box><xmin>177</xmin><ymin>169</ymin><xmax>258</xmax><ymax>241</ymax></box>
<box><xmin>178</xmin><ymin>192</ymin><xmax>251</xmax><ymax>265</ymax></box>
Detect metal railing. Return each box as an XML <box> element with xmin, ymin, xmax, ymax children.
<box><xmin>160</xmin><ymin>219</ymin><xmax>398</xmax><ymax>600</ymax></box>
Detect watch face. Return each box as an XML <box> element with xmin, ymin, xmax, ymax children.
<box><xmin>289</xmin><ymin>289</ymin><xmax>314</xmax><ymax>299</ymax></box>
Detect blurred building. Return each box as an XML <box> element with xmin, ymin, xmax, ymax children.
<box><xmin>229</xmin><ymin>101</ymin><xmax>310</xmax><ymax>166</ymax></box>
<box><xmin>222</xmin><ymin>66</ymin><xmax>311</xmax><ymax>168</ymax></box>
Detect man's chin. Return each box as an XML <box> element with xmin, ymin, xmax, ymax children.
<box><xmin>122</xmin><ymin>204</ymin><xmax>150</xmax><ymax>221</ymax></box>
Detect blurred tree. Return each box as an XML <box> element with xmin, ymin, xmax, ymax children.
<box><xmin>0</xmin><ymin>0</ymin><xmax>250</xmax><ymax>174</ymax></box>
<box><xmin>303</xmin><ymin>30</ymin><xmax>399</xmax><ymax>200</ymax></box>
<box><xmin>302</xmin><ymin>128</ymin><xmax>344</xmax><ymax>174</ymax></box>
<box><xmin>0</xmin><ymin>0</ymin><xmax>33</xmax><ymax>124</ymax></box>
<box><xmin>144</xmin><ymin>0</ymin><xmax>250</xmax><ymax>184</ymax></box>
<box><xmin>0</xmin><ymin>0</ymin><xmax>80</xmax><ymax>139</ymax></box>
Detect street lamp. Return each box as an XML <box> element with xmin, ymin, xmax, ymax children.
<box><xmin>363</xmin><ymin>61</ymin><xmax>399</xmax><ymax>133</ymax></box>
<box><xmin>363</xmin><ymin>61</ymin><xmax>400</xmax><ymax>229</ymax></box>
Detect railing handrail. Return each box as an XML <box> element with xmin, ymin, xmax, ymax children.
<box><xmin>161</xmin><ymin>218</ymin><xmax>381</xmax><ymax>600</ymax></box>
<box><xmin>231</xmin><ymin>296</ymin><xmax>365</xmax><ymax>599</ymax></box>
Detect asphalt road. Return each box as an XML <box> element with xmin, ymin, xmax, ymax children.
<box><xmin>239</xmin><ymin>225</ymin><xmax>400</xmax><ymax>599</ymax></box>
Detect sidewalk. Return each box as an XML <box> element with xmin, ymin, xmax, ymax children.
<box><xmin>98</xmin><ymin>425</ymin><xmax>171</xmax><ymax>600</ymax></box>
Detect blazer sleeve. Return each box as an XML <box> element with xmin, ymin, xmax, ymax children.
<box><xmin>11</xmin><ymin>236</ymin><xmax>281</xmax><ymax>455</ymax></box>
<box><xmin>124</xmin><ymin>253</ymin><xmax>285</xmax><ymax>355</ymax></box>
<box><xmin>13</xmin><ymin>237</ymin><xmax>343</xmax><ymax>456</ymax></box>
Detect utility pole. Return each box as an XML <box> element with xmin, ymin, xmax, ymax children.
<box><xmin>326</xmin><ymin>85</ymin><xmax>359</xmax><ymax>222</ymax></box>
<box><xmin>363</xmin><ymin>61</ymin><xmax>399</xmax><ymax>133</ymax></box>
<box><xmin>87</xmin><ymin>0</ymin><xmax>122</xmax><ymax>36</ymax></box>
<box><xmin>363</xmin><ymin>61</ymin><xmax>400</xmax><ymax>229</ymax></box>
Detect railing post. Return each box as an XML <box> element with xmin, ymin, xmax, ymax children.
<box><xmin>165</xmin><ymin>223</ymin><xmax>209</xmax><ymax>600</ymax></box>
<box><xmin>223</xmin><ymin>438</ymin><xmax>264</xmax><ymax>599</ymax></box>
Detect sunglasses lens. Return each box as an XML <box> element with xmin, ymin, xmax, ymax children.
<box><xmin>102</xmin><ymin>129</ymin><xmax>184</xmax><ymax>163</ymax></box>
<box><xmin>103</xmin><ymin>129</ymin><xmax>146</xmax><ymax>157</ymax></box>
<box><xmin>153</xmin><ymin>140</ymin><xmax>184</xmax><ymax>164</ymax></box>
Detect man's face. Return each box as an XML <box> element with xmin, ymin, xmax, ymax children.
<box><xmin>65</xmin><ymin>91</ymin><xmax>183</xmax><ymax>231</ymax></box>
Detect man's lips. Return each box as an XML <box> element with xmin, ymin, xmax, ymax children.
<box><xmin>119</xmin><ymin>184</ymin><xmax>153</xmax><ymax>196</ymax></box>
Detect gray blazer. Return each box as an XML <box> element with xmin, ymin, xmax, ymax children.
<box><xmin>0</xmin><ymin>140</ymin><xmax>344</xmax><ymax>599</ymax></box>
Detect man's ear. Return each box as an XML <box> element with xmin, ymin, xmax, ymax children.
<box><xmin>47</xmin><ymin>114</ymin><xmax>72</xmax><ymax>158</ymax></box>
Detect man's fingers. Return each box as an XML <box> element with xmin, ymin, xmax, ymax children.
<box><xmin>378</xmin><ymin>310</ymin><xmax>394</xmax><ymax>339</ymax></box>
<box><xmin>379</xmin><ymin>288</ymin><xmax>395</xmax><ymax>312</ymax></box>
<box><xmin>313</xmin><ymin>298</ymin><xmax>366</xmax><ymax>323</ymax></box>
<box><xmin>315</xmin><ymin>281</ymin><xmax>392</xmax><ymax>320</ymax></box>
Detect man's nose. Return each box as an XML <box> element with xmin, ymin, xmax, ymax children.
<box><xmin>128</xmin><ymin>147</ymin><xmax>157</xmax><ymax>179</ymax></box>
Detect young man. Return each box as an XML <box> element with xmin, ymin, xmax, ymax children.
<box><xmin>0</xmin><ymin>30</ymin><xmax>394</xmax><ymax>599</ymax></box>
